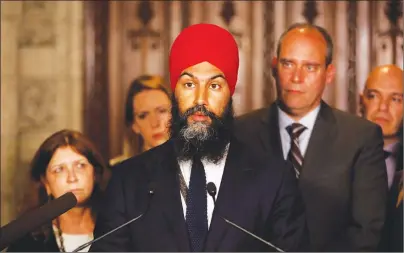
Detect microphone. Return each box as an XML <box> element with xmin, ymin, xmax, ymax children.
<box><xmin>206</xmin><ymin>182</ymin><xmax>285</xmax><ymax>252</ymax></box>
<box><xmin>72</xmin><ymin>182</ymin><xmax>156</xmax><ymax>252</ymax></box>
<box><xmin>0</xmin><ymin>192</ymin><xmax>77</xmax><ymax>251</ymax></box>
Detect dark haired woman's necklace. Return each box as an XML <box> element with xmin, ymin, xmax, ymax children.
<box><xmin>55</xmin><ymin>218</ymin><xmax>66</xmax><ymax>252</ymax></box>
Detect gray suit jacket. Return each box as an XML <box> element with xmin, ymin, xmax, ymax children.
<box><xmin>235</xmin><ymin>101</ymin><xmax>388</xmax><ymax>251</ymax></box>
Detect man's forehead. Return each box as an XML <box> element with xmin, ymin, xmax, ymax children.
<box><xmin>284</xmin><ymin>27</ymin><xmax>326</xmax><ymax>45</ymax></box>
<box><xmin>279</xmin><ymin>28</ymin><xmax>327</xmax><ymax>62</ymax></box>
<box><xmin>366</xmin><ymin>69</ymin><xmax>403</xmax><ymax>92</ymax></box>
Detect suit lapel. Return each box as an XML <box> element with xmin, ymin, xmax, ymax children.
<box><xmin>204</xmin><ymin>139</ymin><xmax>251</xmax><ymax>251</ymax></box>
<box><xmin>262</xmin><ymin>103</ymin><xmax>283</xmax><ymax>159</ymax></box>
<box><xmin>260</xmin><ymin>102</ymin><xmax>338</xmax><ymax>179</ymax></box>
<box><xmin>301</xmin><ymin>102</ymin><xmax>337</xmax><ymax>178</ymax></box>
<box><xmin>157</xmin><ymin>142</ymin><xmax>191</xmax><ymax>252</ymax></box>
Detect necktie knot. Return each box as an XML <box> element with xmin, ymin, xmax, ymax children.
<box><xmin>384</xmin><ymin>150</ymin><xmax>392</xmax><ymax>159</ymax></box>
<box><xmin>286</xmin><ymin>123</ymin><xmax>306</xmax><ymax>140</ymax></box>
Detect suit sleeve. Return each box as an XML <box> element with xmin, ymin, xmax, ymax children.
<box><xmin>268</xmin><ymin>161</ymin><xmax>310</xmax><ymax>252</ymax></box>
<box><xmin>333</xmin><ymin>125</ymin><xmax>388</xmax><ymax>251</ymax></box>
<box><xmin>89</xmin><ymin>168</ymin><xmax>132</xmax><ymax>251</ymax></box>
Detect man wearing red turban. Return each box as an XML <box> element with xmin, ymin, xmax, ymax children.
<box><xmin>90</xmin><ymin>23</ymin><xmax>308</xmax><ymax>252</ymax></box>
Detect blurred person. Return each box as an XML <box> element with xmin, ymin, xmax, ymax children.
<box><xmin>90</xmin><ymin>23</ymin><xmax>308</xmax><ymax>252</ymax></box>
<box><xmin>110</xmin><ymin>75</ymin><xmax>172</xmax><ymax>165</ymax></box>
<box><xmin>235</xmin><ymin>23</ymin><xmax>387</xmax><ymax>251</ymax></box>
<box><xmin>7</xmin><ymin>129</ymin><xmax>109</xmax><ymax>252</ymax></box>
<box><xmin>360</xmin><ymin>64</ymin><xmax>403</xmax><ymax>252</ymax></box>
<box><xmin>360</xmin><ymin>64</ymin><xmax>403</xmax><ymax>188</ymax></box>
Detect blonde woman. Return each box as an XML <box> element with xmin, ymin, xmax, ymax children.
<box><xmin>110</xmin><ymin>75</ymin><xmax>172</xmax><ymax>165</ymax></box>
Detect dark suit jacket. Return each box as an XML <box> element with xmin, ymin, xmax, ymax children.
<box><xmin>6</xmin><ymin>227</ymin><xmax>60</xmax><ymax>252</ymax></box>
<box><xmin>379</xmin><ymin>172</ymin><xmax>403</xmax><ymax>252</ymax></box>
<box><xmin>90</xmin><ymin>138</ymin><xmax>309</xmax><ymax>252</ymax></box>
<box><xmin>235</xmin><ymin>101</ymin><xmax>388</xmax><ymax>252</ymax></box>
<box><xmin>379</xmin><ymin>141</ymin><xmax>403</xmax><ymax>252</ymax></box>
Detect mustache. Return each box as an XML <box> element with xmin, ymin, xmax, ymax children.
<box><xmin>182</xmin><ymin>105</ymin><xmax>223</xmax><ymax>125</ymax></box>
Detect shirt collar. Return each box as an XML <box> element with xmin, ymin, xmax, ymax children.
<box><xmin>384</xmin><ymin>141</ymin><xmax>400</xmax><ymax>153</ymax></box>
<box><xmin>278</xmin><ymin>105</ymin><xmax>321</xmax><ymax>131</ymax></box>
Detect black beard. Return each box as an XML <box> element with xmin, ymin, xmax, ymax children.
<box><xmin>169</xmin><ymin>96</ymin><xmax>234</xmax><ymax>163</ymax></box>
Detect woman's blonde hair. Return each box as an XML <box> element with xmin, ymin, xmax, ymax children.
<box><xmin>124</xmin><ymin>75</ymin><xmax>172</xmax><ymax>154</ymax></box>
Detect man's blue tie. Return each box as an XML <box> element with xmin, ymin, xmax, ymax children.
<box><xmin>186</xmin><ymin>155</ymin><xmax>208</xmax><ymax>252</ymax></box>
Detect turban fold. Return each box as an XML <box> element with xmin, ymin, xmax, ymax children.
<box><xmin>169</xmin><ymin>23</ymin><xmax>239</xmax><ymax>95</ymax></box>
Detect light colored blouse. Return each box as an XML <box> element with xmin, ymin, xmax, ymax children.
<box><xmin>53</xmin><ymin>226</ymin><xmax>94</xmax><ymax>252</ymax></box>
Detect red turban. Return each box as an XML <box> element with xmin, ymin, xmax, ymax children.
<box><xmin>169</xmin><ymin>23</ymin><xmax>239</xmax><ymax>95</ymax></box>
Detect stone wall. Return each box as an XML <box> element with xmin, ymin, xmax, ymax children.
<box><xmin>1</xmin><ymin>1</ymin><xmax>84</xmax><ymax>226</ymax></box>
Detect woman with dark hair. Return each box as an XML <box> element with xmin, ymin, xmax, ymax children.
<box><xmin>110</xmin><ymin>75</ymin><xmax>172</xmax><ymax>165</ymax></box>
<box><xmin>7</xmin><ymin>129</ymin><xmax>109</xmax><ymax>252</ymax></box>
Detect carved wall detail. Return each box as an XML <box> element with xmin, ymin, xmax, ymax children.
<box><xmin>263</xmin><ymin>1</ymin><xmax>276</xmax><ymax>105</ymax></box>
<box><xmin>302</xmin><ymin>1</ymin><xmax>319</xmax><ymax>24</ymax></box>
<box><xmin>181</xmin><ymin>1</ymin><xmax>190</xmax><ymax>29</ymax></box>
<box><xmin>378</xmin><ymin>0</ymin><xmax>403</xmax><ymax>64</ymax></box>
<box><xmin>19</xmin><ymin>1</ymin><xmax>56</xmax><ymax>48</ymax></box>
<box><xmin>220</xmin><ymin>1</ymin><xmax>243</xmax><ymax>48</ymax></box>
<box><xmin>127</xmin><ymin>1</ymin><xmax>162</xmax><ymax>50</ymax></box>
<box><xmin>83</xmin><ymin>1</ymin><xmax>110</xmax><ymax>160</ymax></box>
<box><xmin>347</xmin><ymin>1</ymin><xmax>357</xmax><ymax>114</ymax></box>
<box><xmin>18</xmin><ymin>79</ymin><xmax>57</xmax><ymax>131</ymax></box>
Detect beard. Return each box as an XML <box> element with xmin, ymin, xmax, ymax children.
<box><xmin>169</xmin><ymin>96</ymin><xmax>234</xmax><ymax>163</ymax></box>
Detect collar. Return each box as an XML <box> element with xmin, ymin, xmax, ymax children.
<box><xmin>277</xmin><ymin>104</ymin><xmax>321</xmax><ymax>131</ymax></box>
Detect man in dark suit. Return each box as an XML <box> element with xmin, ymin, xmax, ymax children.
<box><xmin>360</xmin><ymin>64</ymin><xmax>403</xmax><ymax>252</ymax></box>
<box><xmin>235</xmin><ymin>23</ymin><xmax>388</xmax><ymax>251</ymax></box>
<box><xmin>360</xmin><ymin>64</ymin><xmax>403</xmax><ymax>189</ymax></box>
<box><xmin>90</xmin><ymin>23</ymin><xmax>308</xmax><ymax>252</ymax></box>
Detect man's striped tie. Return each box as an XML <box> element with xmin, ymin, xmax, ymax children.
<box><xmin>286</xmin><ymin>123</ymin><xmax>307</xmax><ymax>178</ymax></box>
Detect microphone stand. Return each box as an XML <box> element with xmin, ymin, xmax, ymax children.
<box><xmin>206</xmin><ymin>182</ymin><xmax>285</xmax><ymax>252</ymax></box>
<box><xmin>222</xmin><ymin>218</ymin><xmax>284</xmax><ymax>252</ymax></box>
<box><xmin>72</xmin><ymin>213</ymin><xmax>144</xmax><ymax>252</ymax></box>
<box><xmin>72</xmin><ymin>183</ymin><xmax>156</xmax><ymax>252</ymax></box>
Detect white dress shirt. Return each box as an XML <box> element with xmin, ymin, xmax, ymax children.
<box><xmin>278</xmin><ymin>106</ymin><xmax>321</xmax><ymax>159</ymax></box>
<box><xmin>178</xmin><ymin>144</ymin><xmax>229</xmax><ymax>228</ymax></box>
<box><xmin>53</xmin><ymin>226</ymin><xmax>93</xmax><ymax>252</ymax></box>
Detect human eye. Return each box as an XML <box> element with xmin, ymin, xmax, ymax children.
<box><xmin>76</xmin><ymin>161</ymin><xmax>87</xmax><ymax>169</ymax></box>
<box><xmin>392</xmin><ymin>95</ymin><xmax>403</xmax><ymax>103</ymax></box>
<box><xmin>184</xmin><ymin>82</ymin><xmax>195</xmax><ymax>88</ymax></box>
<box><xmin>137</xmin><ymin>112</ymin><xmax>148</xmax><ymax>120</ymax></box>
<box><xmin>281</xmin><ymin>61</ymin><xmax>293</xmax><ymax>68</ymax></box>
<box><xmin>158</xmin><ymin>107</ymin><xmax>169</xmax><ymax>114</ymax></box>
<box><xmin>210</xmin><ymin>83</ymin><xmax>221</xmax><ymax>90</ymax></box>
<box><xmin>50</xmin><ymin>165</ymin><xmax>64</xmax><ymax>174</ymax></box>
<box><xmin>365</xmin><ymin>91</ymin><xmax>377</xmax><ymax>100</ymax></box>
<box><xmin>305</xmin><ymin>64</ymin><xmax>317</xmax><ymax>71</ymax></box>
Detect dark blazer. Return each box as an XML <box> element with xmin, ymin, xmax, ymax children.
<box><xmin>379</xmin><ymin>141</ymin><xmax>403</xmax><ymax>252</ymax></box>
<box><xmin>234</xmin><ymin>101</ymin><xmax>388</xmax><ymax>252</ymax></box>
<box><xmin>89</xmin><ymin>138</ymin><xmax>309</xmax><ymax>252</ymax></box>
<box><xmin>379</xmin><ymin>173</ymin><xmax>403</xmax><ymax>252</ymax></box>
<box><xmin>6</xmin><ymin>227</ymin><xmax>60</xmax><ymax>252</ymax></box>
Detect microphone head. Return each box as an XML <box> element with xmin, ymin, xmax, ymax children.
<box><xmin>207</xmin><ymin>182</ymin><xmax>217</xmax><ymax>197</ymax></box>
<box><xmin>0</xmin><ymin>192</ymin><xmax>77</xmax><ymax>251</ymax></box>
<box><xmin>148</xmin><ymin>182</ymin><xmax>156</xmax><ymax>196</ymax></box>
<box><xmin>60</xmin><ymin>191</ymin><xmax>78</xmax><ymax>207</ymax></box>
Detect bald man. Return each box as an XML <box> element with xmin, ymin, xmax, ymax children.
<box><xmin>236</xmin><ymin>23</ymin><xmax>388</xmax><ymax>251</ymax></box>
<box><xmin>360</xmin><ymin>65</ymin><xmax>403</xmax><ymax>188</ymax></box>
<box><xmin>360</xmin><ymin>65</ymin><xmax>403</xmax><ymax>252</ymax></box>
